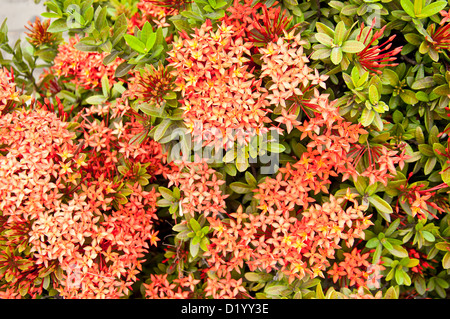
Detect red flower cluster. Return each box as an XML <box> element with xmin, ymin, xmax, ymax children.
<box><xmin>356</xmin><ymin>20</ymin><xmax>402</xmax><ymax>75</ymax></box>
<box><xmin>0</xmin><ymin>107</ymin><xmax>166</xmax><ymax>298</ymax></box>
<box><xmin>328</xmin><ymin>248</ymin><xmax>384</xmax><ymax>288</ymax></box>
<box><xmin>167</xmin><ymin>20</ymin><xmax>272</xmax><ymax>149</ymax></box>
<box><xmin>48</xmin><ymin>35</ymin><xmax>123</xmax><ymax>90</ymax></box>
<box><xmin>168</xmin><ymin>160</ymin><xmax>228</xmax><ymax>218</ymax></box>
<box><xmin>0</xmin><ymin>67</ymin><xmax>19</xmax><ymax>113</ymax></box>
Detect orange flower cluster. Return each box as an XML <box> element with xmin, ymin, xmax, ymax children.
<box><xmin>167</xmin><ymin>20</ymin><xmax>271</xmax><ymax>148</ymax></box>
<box><xmin>260</xmin><ymin>33</ymin><xmax>328</xmax><ymax>109</ymax></box>
<box><xmin>205</xmin><ymin>194</ymin><xmax>372</xmax><ymax>283</ymax></box>
<box><xmin>25</xmin><ymin>17</ymin><xmax>60</xmax><ymax>47</ymax></box>
<box><xmin>168</xmin><ymin>160</ymin><xmax>228</xmax><ymax>218</ymax></box>
<box><xmin>204</xmin><ymin>273</ymin><xmax>247</xmax><ymax>298</ymax></box>
<box><xmin>396</xmin><ymin>183</ymin><xmax>445</xmax><ymax>220</ymax></box>
<box><xmin>221</xmin><ymin>0</ymin><xmax>261</xmax><ymax>39</ymax></box>
<box><xmin>49</xmin><ymin>36</ymin><xmax>123</xmax><ymax>90</ymax></box>
<box><xmin>222</xmin><ymin>0</ymin><xmax>296</xmax><ymax>45</ymax></box>
<box><xmin>128</xmin><ymin>0</ymin><xmax>178</xmax><ymax>31</ymax></box>
<box><xmin>79</xmin><ymin>103</ymin><xmax>174</xmax><ymax>182</ymax></box>
<box><xmin>144</xmin><ymin>274</ymin><xmax>200</xmax><ymax>299</ymax></box>
<box><xmin>0</xmin><ymin>108</ymin><xmax>164</xmax><ymax>298</ymax></box>
<box><xmin>360</xmin><ymin>145</ymin><xmax>408</xmax><ymax>186</ymax></box>
<box><xmin>53</xmin><ymin>183</ymin><xmax>160</xmax><ymax>298</ymax></box>
<box><xmin>124</xmin><ymin>63</ymin><xmax>175</xmax><ymax>107</ymax></box>
<box><xmin>0</xmin><ymin>67</ymin><xmax>19</xmax><ymax>113</ymax></box>
<box><xmin>328</xmin><ymin>248</ymin><xmax>384</xmax><ymax>288</ymax></box>
<box><xmin>255</xmin><ymin>95</ymin><xmax>366</xmax><ymax>217</ymax></box>
<box><xmin>0</xmin><ymin>109</ymin><xmax>77</xmax><ymax>297</ymax></box>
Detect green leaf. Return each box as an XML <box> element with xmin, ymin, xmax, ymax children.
<box><xmin>422</xmin><ymin>231</ymin><xmax>435</xmax><ymax>242</ymax></box>
<box><xmin>159</xmin><ymin>186</ymin><xmax>175</xmax><ymax>201</ymax></box>
<box><xmin>411</xmin><ymin>76</ymin><xmax>435</xmax><ymax>90</ymax></box>
<box><xmin>382</xmin><ymin>69</ymin><xmax>399</xmax><ymax>86</ymax></box>
<box><xmin>400</xmin><ymin>90</ymin><xmax>418</xmax><ymax>105</ymax></box>
<box><xmin>95</xmin><ymin>6</ymin><xmax>108</xmax><ymax>31</ymax></box>
<box><xmin>418</xmin><ymin>144</ymin><xmax>434</xmax><ymax>157</ymax></box>
<box><xmin>316</xmin><ymin>283</ymin><xmax>325</xmax><ymax>299</ymax></box>
<box><xmin>204</xmin><ymin>10</ymin><xmax>226</xmax><ymax>20</ymax></box>
<box><xmin>369</xmin><ymin>194</ymin><xmax>393</xmax><ymax>221</ymax></box>
<box><xmin>245</xmin><ymin>272</ymin><xmax>272</xmax><ymax>283</ymax></box>
<box><xmin>415</xmin><ymin>276</ymin><xmax>426</xmax><ymax>295</ymax></box>
<box><xmin>435</xmin><ymin>241</ymin><xmax>450</xmax><ymax>251</ymax></box>
<box><xmin>146</xmin><ymin>32</ymin><xmax>157</xmax><ymax>51</ymax></box>
<box><xmin>265</xmin><ymin>284</ymin><xmax>292</xmax><ymax>296</ymax></box>
<box><xmin>224</xmin><ymin>163</ymin><xmax>237</xmax><ymax>176</ymax></box>
<box><xmin>153</xmin><ymin>119</ymin><xmax>172</xmax><ymax>141</ymax></box>
<box><xmin>386</xmin><ymin>219</ymin><xmax>401</xmax><ymax>237</ymax></box>
<box><xmin>189</xmin><ymin>218</ymin><xmax>201</xmax><ymax>232</ymax></box>
<box><xmin>229</xmin><ymin>182</ymin><xmax>253</xmax><ymax>194</ymax></box>
<box><xmin>41</xmin><ymin>12</ymin><xmax>62</xmax><ymax>19</ymax></box>
<box><xmin>181</xmin><ymin>10</ymin><xmax>204</xmax><ymax>21</ymax></box>
<box><xmin>366</xmin><ymin>237</ymin><xmax>380</xmax><ymax>249</ymax></box>
<box><xmin>115</xmin><ymin>61</ymin><xmax>134</xmax><ymax>77</ymax></box>
<box><xmin>139</xmin><ymin>103</ymin><xmax>167</xmax><ymax>117</ymax></box>
<box><xmin>424</xmin><ymin>157</ymin><xmax>437</xmax><ymax>175</ymax></box>
<box><xmin>311</xmin><ymin>48</ymin><xmax>332</xmax><ymax>60</ymax></box>
<box><xmin>433</xmin><ymin>84</ymin><xmax>450</xmax><ymax>96</ymax></box>
<box><xmin>368</xmin><ymin>85</ymin><xmax>379</xmax><ymax>104</ymax></box>
<box><xmin>341</xmin><ymin>40</ymin><xmax>365</xmax><ymax>53</ymax></box>
<box><xmin>381</xmin><ymin>238</ymin><xmax>393</xmax><ymax>250</ymax></box>
<box><xmin>189</xmin><ymin>241</ymin><xmax>200</xmax><ymax>257</ymax></box>
<box><xmin>267</xmin><ymin>142</ymin><xmax>285</xmax><ymax>153</ymax></box>
<box><xmin>315</xmin><ymin>33</ymin><xmax>333</xmax><ymax>46</ymax></box>
<box><xmin>389</xmin><ymin>245</ymin><xmax>409</xmax><ymax>258</ymax></box>
<box><xmin>85</xmin><ymin>95</ymin><xmax>106</xmax><ymax>105</ymax></box>
<box><xmin>330</xmin><ymin>47</ymin><xmax>343</xmax><ymax>65</ymax></box>
<box><xmin>416</xmin><ymin>1</ymin><xmax>447</xmax><ymax>18</ymax></box>
<box><xmin>360</xmin><ymin>108</ymin><xmax>375</xmax><ymax>127</ymax></box>
<box><xmin>163</xmin><ymin>92</ymin><xmax>177</xmax><ymax>100</ymax></box>
<box><xmin>124</xmin><ymin>34</ymin><xmax>146</xmax><ymax>54</ymax></box>
<box><xmin>404</xmin><ymin>33</ymin><xmax>422</xmax><ymax>45</ymax></box>
<box><xmin>200</xmin><ymin>237</ymin><xmax>209</xmax><ymax>251</ymax></box>
<box><xmin>443</xmin><ymin>252</ymin><xmax>450</xmax><ymax>269</ymax></box>
<box><xmin>334</xmin><ymin>21</ymin><xmax>347</xmax><ymax>44</ymax></box>
<box><xmin>47</xmin><ymin>18</ymin><xmax>69</xmax><ymax>32</ymax></box>
<box><xmin>401</xmin><ymin>0</ymin><xmax>416</xmax><ymax>17</ymax></box>
<box><xmin>315</xmin><ymin>22</ymin><xmax>335</xmax><ymax>38</ymax></box>
<box><xmin>384</xmin><ymin>286</ymin><xmax>399</xmax><ymax>299</ymax></box>
<box><xmin>245</xmin><ymin>171</ymin><xmax>257</xmax><ymax>187</ymax></box>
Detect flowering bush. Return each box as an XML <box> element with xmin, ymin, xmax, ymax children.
<box><xmin>1</xmin><ymin>0</ymin><xmax>450</xmax><ymax>300</ymax></box>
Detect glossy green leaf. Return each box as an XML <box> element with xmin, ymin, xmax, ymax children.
<box><xmin>401</xmin><ymin>0</ymin><xmax>416</xmax><ymax>17</ymax></box>
<box><xmin>229</xmin><ymin>182</ymin><xmax>253</xmax><ymax>194</ymax></box>
<box><xmin>315</xmin><ymin>33</ymin><xmax>333</xmax><ymax>46</ymax></box>
<box><xmin>341</xmin><ymin>40</ymin><xmax>365</xmax><ymax>53</ymax></box>
<box><xmin>416</xmin><ymin>1</ymin><xmax>447</xmax><ymax>18</ymax></box>
<box><xmin>369</xmin><ymin>194</ymin><xmax>393</xmax><ymax>220</ymax></box>
<box><xmin>124</xmin><ymin>34</ymin><xmax>146</xmax><ymax>53</ymax></box>
<box><xmin>330</xmin><ymin>47</ymin><xmax>343</xmax><ymax>64</ymax></box>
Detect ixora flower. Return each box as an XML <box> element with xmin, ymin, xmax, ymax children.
<box><xmin>167</xmin><ymin>20</ymin><xmax>272</xmax><ymax>149</ymax></box>
<box><xmin>355</xmin><ymin>20</ymin><xmax>403</xmax><ymax>75</ymax></box>
<box><xmin>0</xmin><ymin>108</ymin><xmax>161</xmax><ymax>298</ymax></box>
<box><xmin>205</xmin><ymin>195</ymin><xmax>372</xmax><ymax>284</ymax></box>
<box><xmin>24</xmin><ymin>17</ymin><xmax>61</xmax><ymax>47</ymax></box>
<box><xmin>3</xmin><ymin>0</ymin><xmax>450</xmax><ymax>302</ymax></box>
<box><xmin>0</xmin><ymin>67</ymin><xmax>20</xmax><ymax>113</ymax></box>
<box><xmin>128</xmin><ymin>0</ymin><xmax>181</xmax><ymax>31</ymax></box>
<box><xmin>46</xmin><ymin>35</ymin><xmax>123</xmax><ymax>90</ymax></box>
<box><xmin>124</xmin><ymin>63</ymin><xmax>175</xmax><ymax>106</ymax></box>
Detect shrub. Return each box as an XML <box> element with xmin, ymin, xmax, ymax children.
<box><xmin>1</xmin><ymin>0</ymin><xmax>450</xmax><ymax>299</ymax></box>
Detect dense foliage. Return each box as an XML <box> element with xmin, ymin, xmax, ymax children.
<box><xmin>1</xmin><ymin>0</ymin><xmax>450</xmax><ymax>299</ymax></box>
